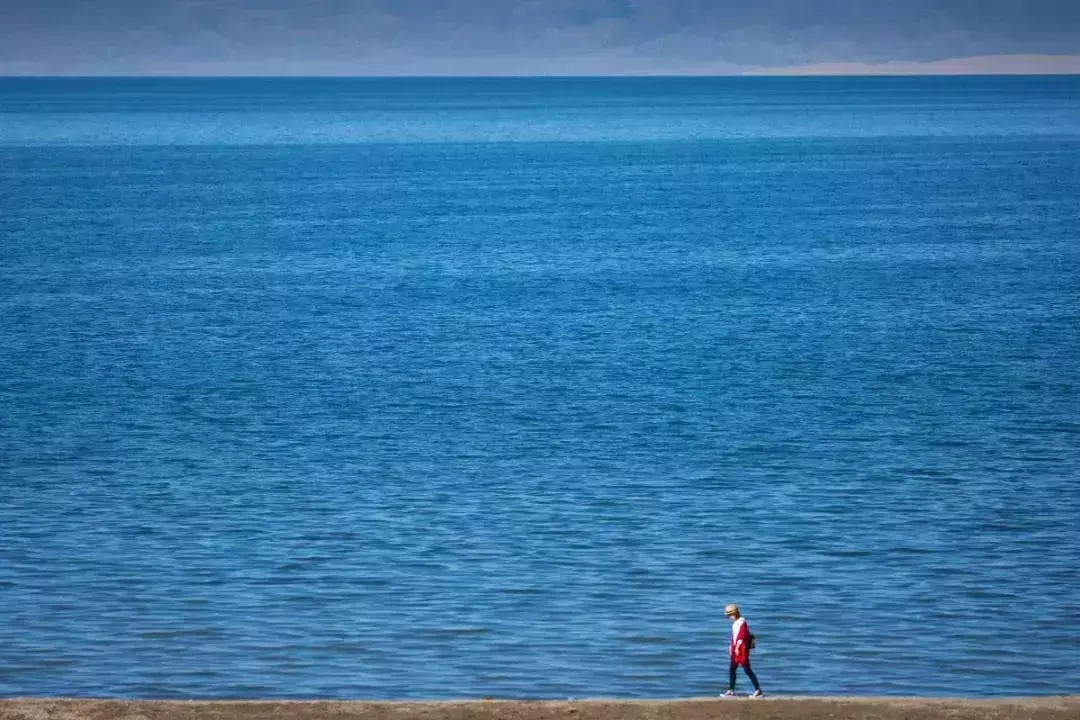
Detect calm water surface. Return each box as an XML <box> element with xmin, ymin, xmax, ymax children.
<box><xmin>1</xmin><ymin>77</ymin><xmax>1079</xmax><ymax>699</ymax></box>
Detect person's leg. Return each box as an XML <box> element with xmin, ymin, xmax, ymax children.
<box><xmin>728</xmin><ymin>660</ymin><xmax>738</xmax><ymax>692</ymax></box>
<box><xmin>742</xmin><ymin>659</ymin><xmax>762</xmax><ymax>692</ymax></box>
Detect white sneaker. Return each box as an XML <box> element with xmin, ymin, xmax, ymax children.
<box><xmin>751</xmin><ymin>690</ymin><xmax>764</xmax><ymax>698</ymax></box>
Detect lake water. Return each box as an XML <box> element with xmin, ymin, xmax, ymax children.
<box><xmin>1</xmin><ymin>76</ymin><xmax>1079</xmax><ymax>699</ymax></box>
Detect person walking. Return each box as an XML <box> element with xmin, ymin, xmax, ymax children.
<box><xmin>724</xmin><ymin>603</ymin><xmax>763</xmax><ymax>697</ymax></box>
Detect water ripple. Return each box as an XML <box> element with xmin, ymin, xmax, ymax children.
<box><xmin>2</xmin><ymin>77</ymin><xmax>1079</xmax><ymax>700</ymax></box>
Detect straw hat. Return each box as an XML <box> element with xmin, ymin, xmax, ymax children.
<box><xmin>724</xmin><ymin>604</ymin><xmax>740</xmax><ymax>617</ymax></box>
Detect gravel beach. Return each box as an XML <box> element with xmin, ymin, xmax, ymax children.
<box><xmin>3</xmin><ymin>698</ymin><xmax>1079</xmax><ymax>720</ymax></box>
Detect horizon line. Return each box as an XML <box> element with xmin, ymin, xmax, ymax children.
<box><xmin>2</xmin><ymin>71</ymin><xmax>1080</xmax><ymax>80</ymax></box>
<box><xmin>4</xmin><ymin>53</ymin><xmax>1080</xmax><ymax>79</ymax></box>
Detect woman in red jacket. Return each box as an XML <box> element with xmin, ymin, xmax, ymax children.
<box><xmin>724</xmin><ymin>603</ymin><xmax>763</xmax><ymax>697</ymax></box>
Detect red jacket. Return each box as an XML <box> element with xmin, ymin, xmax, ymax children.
<box><xmin>729</xmin><ymin>619</ymin><xmax>752</xmax><ymax>665</ymax></box>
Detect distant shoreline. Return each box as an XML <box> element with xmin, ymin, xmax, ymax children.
<box><xmin>0</xmin><ymin>72</ymin><xmax>1075</xmax><ymax>81</ymax></box>
<box><xmin>1</xmin><ymin>72</ymin><xmax>1079</xmax><ymax>78</ymax></box>
<box><xmin>2</xmin><ymin>697</ymin><xmax>1079</xmax><ymax>720</ymax></box>
<box><xmin>3</xmin><ymin>52</ymin><xmax>1080</xmax><ymax>77</ymax></box>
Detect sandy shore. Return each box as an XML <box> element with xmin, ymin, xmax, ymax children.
<box><xmin>2</xmin><ymin>698</ymin><xmax>1079</xmax><ymax>720</ymax></box>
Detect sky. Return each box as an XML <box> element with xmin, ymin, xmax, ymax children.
<box><xmin>2</xmin><ymin>0</ymin><xmax>1080</xmax><ymax>75</ymax></box>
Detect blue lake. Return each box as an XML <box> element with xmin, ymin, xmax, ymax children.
<box><xmin>1</xmin><ymin>76</ymin><xmax>1079</xmax><ymax>699</ymax></box>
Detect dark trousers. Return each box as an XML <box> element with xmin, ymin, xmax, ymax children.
<box><xmin>729</xmin><ymin>659</ymin><xmax>761</xmax><ymax>691</ymax></box>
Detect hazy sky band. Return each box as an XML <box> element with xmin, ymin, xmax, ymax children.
<box><xmin>3</xmin><ymin>0</ymin><xmax>1080</xmax><ymax>75</ymax></box>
